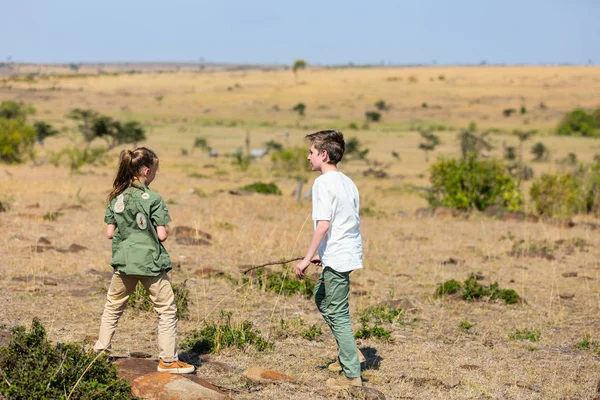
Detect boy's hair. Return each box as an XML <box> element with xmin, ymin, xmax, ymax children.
<box><xmin>108</xmin><ymin>147</ymin><xmax>158</xmax><ymax>201</ymax></box>
<box><xmin>305</xmin><ymin>130</ymin><xmax>345</xmax><ymax>164</ymax></box>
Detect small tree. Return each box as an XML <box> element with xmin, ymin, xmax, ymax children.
<box><xmin>365</xmin><ymin>111</ymin><xmax>381</xmax><ymax>122</ymax></box>
<box><xmin>292</xmin><ymin>103</ymin><xmax>306</xmax><ymax>117</ymax></box>
<box><xmin>345</xmin><ymin>137</ymin><xmax>369</xmax><ymax>160</ymax></box>
<box><xmin>418</xmin><ymin>131</ymin><xmax>440</xmax><ymax>162</ymax></box>
<box><xmin>292</xmin><ymin>59</ymin><xmax>307</xmax><ymax>77</ymax></box>
<box><xmin>33</xmin><ymin>121</ymin><xmax>58</xmax><ymax>144</ymax></box>
<box><xmin>458</xmin><ymin>126</ymin><xmax>491</xmax><ymax>160</ymax></box>
<box><xmin>375</xmin><ymin>100</ymin><xmax>389</xmax><ymax>111</ymax></box>
<box><xmin>531</xmin><ymin>142</ymin><xmax>549</xmax><ymax>162</ymax></box>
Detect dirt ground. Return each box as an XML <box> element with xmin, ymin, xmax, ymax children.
<box><xmin>1</xmin><ymin>65</ymin><xmax>600</xmax><ymax>399</ymax></box>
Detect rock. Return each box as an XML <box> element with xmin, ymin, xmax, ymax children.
<box><xmin>67</xmin><ymin>243</ymin><xmax>87</xmax><ymax>253</ymax></box>
<box><xmin>172</xmin><ymin>226</ymin><xmax>212</xmax><ymax>241</ymax></box>
<box><xmin>43</xmin><ymin>277</ymin><xmax>58</xmax><ymax>286</ymax></box>
<box><xmin>460</xmin><ymin>364</ymin><xmax>480</xmax><ymax>370</ymax></box>
<box><xmin>176</xmin><ymin>237</ymin><xmax>211</xmax><ymax>246</ymax></box>
<box><xmin>377</xmin><ymin>299</ymin><xmax>415</xmax><ymax>312</ymax></box>
<box><xmin>131</xmin><ymin>372</ymin><xmax>228</xmax><ymax>400</ymax></box>
<box><xmin>559</xmin><ymin>293</ymin><xmax>575</xmax><ymax>300</ymax></box>
<box><xmin>242</xmin><ymin>366</ymin><xmax>295</xmax><ymax>384</ymax></box>
<box><xmin>194</xmin><ymin>267</ymin><xmax>224</xmax><ymax>277</ymax></box>
<box><xmin>37</xmin><ymin>237</ymin><xmax>51</xmax><ymax>245</ymax></box>
<box><xmin>0</xmin><ymin>330</ymin><xmax>11</xmax><ymax>347</ymax></box>
<box><xmin>562</xmin><ymin>271</ymin><xmax>578</xmax><ymax>278</ymax></box>
<box><xmin>349</xmin><ymin>386</ymin><xmax>386</xmax><ymax>400</ymax></box>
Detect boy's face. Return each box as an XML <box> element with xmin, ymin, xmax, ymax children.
<box><xmin>307</xmin><ymin>144</ymin><xmax>327</xmax><ymax>172</ymax></box>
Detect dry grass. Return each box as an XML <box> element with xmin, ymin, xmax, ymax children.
<box><xmin>1</xmin><ymin>66</ymin><xmax>600</xmax><ymax>399</ymax></box>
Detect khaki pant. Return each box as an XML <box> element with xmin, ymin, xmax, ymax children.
<box><xmin>94</xmin><ymin>271</ymin><xmax>178</xmax><ymax>362</ymax></box>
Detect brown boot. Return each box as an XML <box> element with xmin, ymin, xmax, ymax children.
<box><xmin>327</xmin><ymin>348</ymin><xmax>366</xmax><ymax>372</ymax></box>
<box><xmin>326</xmin><ymin>374</ymin><xmax>362</xmax><ymax>390</ymax></box>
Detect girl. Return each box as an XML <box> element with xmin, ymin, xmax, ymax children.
<box><xmin>94</xmin><ymin>147</ymin><xmax>194</xmax><ymax>374</ymax></box>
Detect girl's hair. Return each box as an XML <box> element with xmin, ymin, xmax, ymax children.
<box><xmin>108</xmin><ymin>147</ymin><xmax>158</xmax><ymax>201</ymax></box>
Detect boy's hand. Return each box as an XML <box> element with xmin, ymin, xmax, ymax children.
<box><xmin>295</xmin><ymin>259</ymin><xmax>311</xmax><ymax>279</ymax></box>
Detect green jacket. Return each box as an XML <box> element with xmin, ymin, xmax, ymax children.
<box><xmin>104</xmin><ymin>183</ymin><xmax>172</xmax><ymax>276</ymax></box>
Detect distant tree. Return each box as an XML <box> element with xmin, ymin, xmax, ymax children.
<box><xmin>365</xmin><ymin>111</ymin><xmax>381</xmax><ymax>122</ymax></box>
<box><xmin>33</xmin><ymin>121</ymin><xmax>58</xmax><ymax>144</ymax></box>
<box><xmin>503</xmin><ymin>108</ymin><xmax>517</xmax><ymax>117</ymax></box>
<box><xmin>69</xmin><ymin>63</ymin><xmax>80</xmax><ymax>72</ymax></box>
<box><xmin>530</xmin><ymin>142</ymin><xmax>549</xmax><ymax>162</ymax></box>
<box><xmin>514</xmin><ymin>129</ymin><xmax>536</xmax><ymax>167</ymax></box>
<box><xmin>459</xmin><ymin>128</ymin><xmax>491</xmax><ymax>160</ymax></box>
<box><xmin>0</xmin><ymin>100</ymin><xmax>35</xmax><ymax>120</ymax></box>
<box><xmin>345</xmin><ymin>137</ymin><xmax>369</xmax><ymax>160</ymax></box>
<box><xmin>292</xmin><ymin>102</ymin><xmax>306</xmax><ymax>117</ymax></box>
<box><xmin>292</xmin><ymin>59</ymin><xmax>307</xmax><ymax>77</ymax></box>
<box><xmin>375</xmin><ymin>100</ymin><xmax>389</xmax><ymax>111</ymax></box>
<box><xmin>67</xmin><ymin>108</ymin><xmax>146</xmax><ymax>149</ymax></box>
<box><xmin>418</xmin><ymin>131</ymin><xmax>440</xmax><ymax>162</ymax></box>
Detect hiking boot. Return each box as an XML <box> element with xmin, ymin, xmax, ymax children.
<box><xmin>326</xmin><ymin>374</ymin><xmax>362</xmax><ymax>390</ymax></box>
<box><xmin>327</xmin><ymin>348</ymin><xmax>366</xmax><ymax>372</ymax></box>
<box><xmin>157</xmin><ymin>359</ymin><xmax>195</xmax><ymax>374</ymax></box>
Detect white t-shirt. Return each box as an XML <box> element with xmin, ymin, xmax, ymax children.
<box><xmin>312</xmin><ymin>171</ymin><xmax>363</xmax><ymax>272</ymax></box>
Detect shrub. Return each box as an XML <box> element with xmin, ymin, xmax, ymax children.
<box><xmin>270</xmin><ymin>146</ymin><xmax>311</xmax><ymax>172</ymax></box>
<box><xmin>245</xmin><ymin>267</ymin><xmax>315</xmax><ymax>298</ymax></box>
<box><xmin>242</xmin><ymin>182</ymin><xmax>282</xmax><ymax>195</ymax></box>
<box><xmin>531</xmin><ymin>142</ymin><xmax>549</xmax><ymax>162</ymax></box>
<box><xmin>0</xmin><ymin>117</ymin><xmax>36</xmax><ymax>163</ymax></box>
<box><xmin>365</xmin><ymin>111</ymin><xmax>381</xmax><ymax>122</ymax></box>
<box><xmin>0</xmin><ymin>100</ymin><xmax>35</xmax><ymax>120</ymax></box>
<box><xmin>0</xmin><ymin>319</ymin><xmax>134</xmax><ymax>399</ymax></box>
<box><xmin>434</xmin><ymin>279</ymin><xmax>461</xmax><ymax>297</ymax></box>
<box><xmin>530</xmin><ymin>173</ymin><xmax>586</xmax><ymax>217</ymax></box>
<box><xmin>345</xmin><ymin>137</ymin><xmax>369</xmax><ymax>160</ymax></box>
<box><xmin>292</xmin><ymin>102</ymin><xmax>306</xmax><ymax>116</ymax></box>
<box><xmin>557</xmin><ymin>109</ymin><xmax>599</xmax><ymax>137</ymax></box>
<box><xmin>33</xmin><ymin>121</ymin><xmax>59</xmax><ymax>144</ymax></box>
<box><xmin>434</xmin><ymin>275</ymin><xmax>521</xmax><ymax>305</ymax></box>
<box><xmin>459</xmin><ymin>320</ymin><xmax>473</xmax><ymax>332</ymax></box>
<box><xmin>509</xmin><ymin>328</ymin><xmax>541</xmax><ymax>342</ymax></box>
<box><xmin>354</xmin><ymin>304</ymin><xmax>405</xmax><ymax>341</ymax></box>
<box><xmin>375</xmin><ymin>100</ymin><xmax>389</xmax><ymax>111</ymax></box>
<box><xmin>180</xmin><ymin>311</ymin><xmax>273</xmax><ymax>353</ymax></box>
<box><xmin>503</xmin><ymin>108</ymin><xmax>517</xmax><ymax>117</ymax></box>
<box><xmin>300</xmin><ymin>324</ymin><xmax>323</xmax><ymax>341</ymax></box>
<box><xmin>48</xmin><ymin>146</ymin><xmax>107</xmax><ymax>171</ymax></box>
<box><xmin>426</xmin><ymin>156</ymin><xmax>523</xmax><ymax>211</ymax></box>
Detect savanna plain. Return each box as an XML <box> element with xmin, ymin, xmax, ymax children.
<box><xmin>1</xmin><ymin>65</ymin><xmax>600</xmax><ymax>399</ymax></box>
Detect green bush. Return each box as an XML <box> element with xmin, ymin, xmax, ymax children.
<box><xmin>345</xmin><ymin>137</ymin><xmax>370</xmax><ymax>160</ymax></box>
<box><xmin>557</xmin><ymin>109</ymin><xmax>599</xmax><ymax>137</ymax></box>
<box><xmin>180</xmin><ymin>311</ymin><xmax>273</xmax><ymax>353</ymax></box>
<box><xmin>426</xmin><ymin>156</ymin><xmax>523</xmax><ymax>211</ymax></box>
<box><xmin>354</xmin><ymin>304</ymin><xmax>405</xmax><ymax>341</ymax></box>
<box><xmin>270</xmin><ymin>146</ymin><xmax>311</xmax><ymax>172</ymax></box>
<box><xmin>0</xmin><ymin>117</ymin><xmax>36</xmax><ymax>163</ymax></box>
<box><xmin>365</xmin><ymin>111</ymin><xmax>381</xmax><ymax>122</ymax></box>
<box><xmin>0</xmin><ymin>319</ymin><xmax>134</xmax><ymax>399</ymax></box>
<box><xmin>530</xmin><ymin>173</ymin><xmax>586</xmax><ymax>217</ymax></box>
<box><xmin>242</xmin><ymin>182</ymin><xmax>282</xmax><ymax>195</ymax></box>
<box><xmin>0</xmin><ymin>100</ymin><xmax>35</xmax><ymax>120</ymax></box>
<box><xmin>300</xmin><ymin>324</ymin><xmax>323</xmax><ymax>341</ymax></box>
<box><xmin>244</xmin><ymin>267</ymin><xmax>315</xmax><ymax>298</ymax></box>
<box><xmin>434</xmin><ymin>275</ymin><xmax>521</xmax><ymax>305</ymax></box>
<box><xmin>509</xmin><ymin>328</ymin><xmax>541</xmax><ymax>342</ymax></box>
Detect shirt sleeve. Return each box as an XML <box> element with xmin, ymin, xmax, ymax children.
<box><xmin>150</xmin><ymin>196</ymin><xmax>172</xmax><ymax>227</ymax></box>
<box><xmin>104</xmin><ymin>202</ymin><xmax>116</xmax><ymax>224</ymax></box>
<box><xmin>312</xmin><ymin>180</ymin><xmax>332</xmax><ymax>221</ymax></box>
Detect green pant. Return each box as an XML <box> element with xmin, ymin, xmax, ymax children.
<box><xmin>314</xmin><ymin>267</ymin><xmax>360</xmax><ymax>378</ymax></box>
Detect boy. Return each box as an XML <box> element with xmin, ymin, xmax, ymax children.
<box><xmin>295</xmin><ymin>130</ymin><xmax>363</xmax><ymax>390</ymax></box>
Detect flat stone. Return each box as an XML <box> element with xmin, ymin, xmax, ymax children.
<box><xmin>131</xmin><ymin>372</ymin><xmax>228</xmax><ymax>400</ymax></box>
<box><xmin>349</xmin><ymin>386</ymin><xmax>386</xmax><ymax>399</ymax></box>
<box><xmin>242</xmin><ymin>366</ymin><xmax>295</xmax><ymax>384</ymax></box>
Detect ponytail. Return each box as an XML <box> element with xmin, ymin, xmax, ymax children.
<box><xmin>108</xmin><ymin>147</ymin><xmax>158</xmax><ymax>202</ymax></box>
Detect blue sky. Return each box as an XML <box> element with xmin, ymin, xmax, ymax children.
<box><xmin>1</xmin><ymin>0</ymin><xmax>598</xmax><ymax>65</ymax></box>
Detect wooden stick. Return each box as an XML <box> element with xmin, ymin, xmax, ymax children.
<box><xmin>239</xmin><ymin>257</ymin><xmax>317</xmax><ymax>274</ymax></box>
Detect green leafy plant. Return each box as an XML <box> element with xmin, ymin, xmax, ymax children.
<box><xmin>244</xmin><ymin>267</ymin><xmax>315</xmax><ymax>298</ymax></box>
<box><xmin>292</xmin><ymin>102</ymin><xmax>306</xmax><ymax>116</ymax></box>
<box><xmin>530</xmin><ymin>173</ymin><xmax>586</xmax><ymax>217</ymax></box>
<box><xmin>345</xmin><ymin>137</ymin><xmax>370</xmax><ymax>160</ymax></box>
<box><xmin>459</xmin><ymin>320</ymin><xmax>474</xmax><ymax>332</ymax></box>
<box><xmin>531</xmin><ymin>142</ymin><xmax>549</xmax><ymax>162</ymax></box>
<box><xmin>434</xmin><ymin>275</ymin><xmax>521</xmax><ymax>305</ymax></box>
<box><xmin>509</xmin><ymin>328</ymin><xmax>541</xmax><ymax>342</ymax></box>
<box><xmin>0</xmin><ymin>319</ymin><xmax>134</xmax><ymax>399</ymax></box>
<box><xmin>426</xmin><ymin>156</ymin><xmax>523</xmax><ymax>211</ymax></box>
<box><xmin>557</xmin><ymin>109</ymin><xmax>599</xmax><ymax>137</ymax></box>
<box><xmin>301</xmin><ymin>324</ymin><xmax>323</xmax><ymax>341</ymax></box>
<box><xmin>365</xmin><ymin>111</ymin><xmax>381</xmax><ymax>122</ymax></box>
<box><xmin>354</xmin><ymin>304</ymin><xmax>405</xmax><ymax>341</ymax></box>
<box><xmin>180</xmin><ymin>311</ymin><xmax>273</xmax><ymax>353</ymax></box>
<box><xmin>43</xmin><ymin>211</ymin><xmax>64</xmax><ymax>221</ymax></box>
<box><xmin>242</xmin><ymin>182</ymin><xmax>282</xmax><ymax>195</ymax></box>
